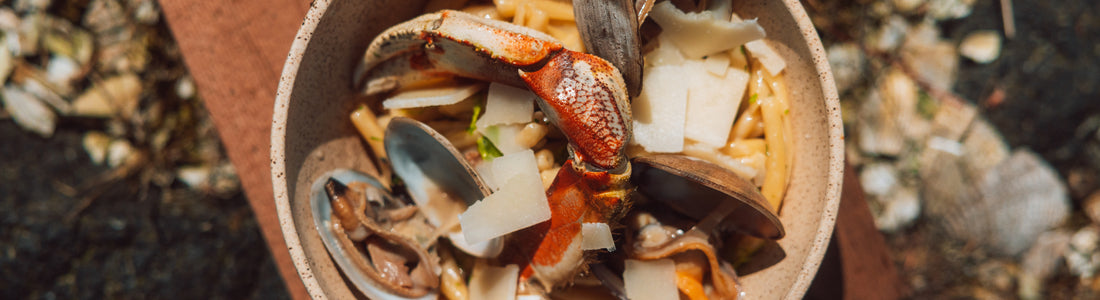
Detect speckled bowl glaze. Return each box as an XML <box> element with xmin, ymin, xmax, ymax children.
<box><xmin>271</xmin><ymin>0</ymin><xmax>843</xmax><ymax>298</ymax></box>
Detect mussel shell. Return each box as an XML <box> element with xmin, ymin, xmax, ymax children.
<box><xmin>309</xmin><ymin>169</ymin><xmax>435</xmax><ymax>300</ymax></box>
<box><xmin>630</xmin><ymin>154</ymin><xmax>785</xmax><ymax>239</ymax></box>
<box><xmin>573</xmin><ymin>0</ymin><xmax>643</xmax><ymax>97</ymax></box>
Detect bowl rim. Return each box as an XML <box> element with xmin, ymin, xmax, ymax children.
<box><xmin>270</xmin><ymin>0</ymin><xmax>330</xmax><ymax>296</ymax></box>
<box><xmin>775</xmin><ymin>0</ymin><xmax>845</xmax><ymax>297</ymax></box>
<box><xmin>270</xmin><ymin>0</ymin><xmax>844</xmax><ymax>298</ymax></box>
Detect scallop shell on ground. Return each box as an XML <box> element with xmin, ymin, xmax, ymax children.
<box><xmin>922</xmin><ymin>147</ymin><xmax>1069</xmax><ymax>256</ymax></box>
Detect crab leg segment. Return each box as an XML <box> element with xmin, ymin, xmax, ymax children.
<box><xmin>504</xmin><ymin>160</ymin><xmax>632</xmax><ymax>289</ymax></box>
<box><xmin>356</xmin><ymin>10</ymin><xmax>563</xmax><ymax>94</ymax></box>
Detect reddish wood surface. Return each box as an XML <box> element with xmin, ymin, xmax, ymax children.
<box><xmin>158</xmin><ymin>1</ymin><xmax>312</xmax><ymax>299</ymax></box>
<box><xmin>158</xmin><ymin>1</ymin><xmax>906</xmax><ymax>299</ymax></box>
<box><xmin>836</xmin><ymin>161</ymin><xmax>909</xmax><ymax>299</ymax></box>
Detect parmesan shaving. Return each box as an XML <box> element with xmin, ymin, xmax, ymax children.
<box><xmin>581</xmin><ymin>222</ymin><xmax>615</xmax><ymax>251</ymax></box>
<box><xmin>460</xmin><ymin>150</ymin><xmax>550</xmax><ymax>245</ymax></box>
<box><xmin>624</xmin><ymin>259</ymin><xmax>679</xmax><ymax>300</ymax></box>
<box><xmin>382</xmin><ymin>83</ymin><xmax>485</xmax><ymax>109</ymax></box>
<box><xmin>649</xmin><ymin>1</ymin><xmax>766</xmax><ymax>58</ymax></box>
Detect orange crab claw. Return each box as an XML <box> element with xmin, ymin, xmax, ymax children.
<box><xmin>520</xmin><ymin>50</ymin><xmax>632</xmax><ymax>171</ymax></box>
<box><xmin>502</xmin><ymin>159</ymin><xmax>632</xmax><ymax>290</ymax></box>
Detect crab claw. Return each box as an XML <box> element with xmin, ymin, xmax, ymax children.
<box><xmin>356</xmin><ymin>10</ymin><xmax>632</xmax><ymax>171</ymax></box>
<box><xmin>520</xmin><ymin>50</ymin><xmax>632</xmax><ymax>171</ymax></box>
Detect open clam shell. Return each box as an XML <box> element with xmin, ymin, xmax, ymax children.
<box><xmin>384</xmin><ymin>117</ymin><xmax>490</xmax><ymax>213</ymax></box>
<box><xmin>630</xmin><ymin>154</ymin><xmax>785</xmax><ymax>240</ymax></box>
<box><xmin>310</xmin><ymin>169</ymin><xmax>437</xmax><ymax>300</ymax></box>
<box><xmin>384</xmin><ymin>117</ymin><xmax>501</xmax><ymax>257</ymax></box>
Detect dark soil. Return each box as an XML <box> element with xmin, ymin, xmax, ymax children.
<box><xmin>0</xmin><ymin>122</ymin><xmax>289</xmax><ymax>299</ymax></box>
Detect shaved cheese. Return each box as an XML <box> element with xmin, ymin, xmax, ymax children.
<box><xmin>702</xmin><ymin>52</ymin><xmax>731</xmax><ymax>77</ymax></box>
<box><xmin>478</xmin><ymin>124</ymin><xmax>527</xmax><ymax>154</ymax></box>
<box><xmin>581</xmin><ymin>222</ymin><xmax>615</xmax><ymax>251</ymax></box>
<box><xmin>475</xmin><ymin>160</ymin><xmax>499</xmax><ymax>192</ymax></box>
<box><xmin>476</xmin><ymin>83</ymin><xmax>536</xmax><ymax>128</ymax></box>
<box><xmin>685</xmin><ymin>62</ymin><xmax>750</xmax><ymax>148</ymax></box>
<box><xmin>382</xmin><ymin>83</ymin><xmax>485</xmax><ymax>109</ymax></box>
<box><xmin>469</xmin><ymin>261</ymin><xmax>519</xmax><ymax>300</ymax></box>
<box><xmin>632</xmin><ymin>64</ymin><xmax>687</xmax><ymax>153</ymax></box>
<box><xmin>649</xmin><ymin>1</ymin><xmax>765</xmax><ymax>58</ymax></box>
<box><xmin>489</xmin><ymin>149</ymin><xmax>538</xmax><ymax>188</ymax></box>
<box><xmin>447</xmin><ymin>230</ymin><xmax>503</xmax><ymax>258</ymax></box>
<box><xmin>460</xmin><ymin>150</ymin><xmax>550</xmax><ymax>245</ymax></box>
<box><xmin>730</xmin><ymin>14</ymin><xmax>787</xmax><ymax>76</ymax></box>
<box><xmin>727</xmin><ymin>45</ymin><xmax>749</xmax><ymax>69</ymax></box>
<box><xmin>644</xmin><ymin>35</ymin><xmax>686</xmax><ymax>67</ymax></box>
<box><xmin>745</xmin><ymin>40</ymin><xmax>786</xmax><ymax>75</ymax></box>
<box><xmin>624</xmin><ymin>259</ymin><xmax>679</xmax><ymax>300</ymax></box>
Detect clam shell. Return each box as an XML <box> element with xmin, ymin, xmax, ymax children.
<box><xmin>384</xmin><ymin>117</ymin><xmax>502</xmax><ymax>258</ymax></box>
<box><xmin>631</xmin><ymin>154</ymin><xmax>784</xmax><ymax>240</ymax></box>
<box><xmin>385</xmin><ymin>117</ymin><xmax>490</xmax><ymax>211</ymax></box>
<box><xmin>309</xmin><ymin>169</ymin><xmax>436</xmax><ymax>300</ymax></box>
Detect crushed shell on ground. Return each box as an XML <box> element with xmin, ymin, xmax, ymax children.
<box><xmin>826</xmin><ymin>42</ymin><xmax>865</xmax><ymax>94</ymax></box>
<box><xmin>901</xmin><ymin>20</ymin><xmax>958</xmax><ymax>91</ymax></box>
<box><xmin>1</xmin><ymin>84</ymin><xmax>55</xmax><ymax>137</ymax></box>
<box><xmin>106</xmin><ymin>138</ymin><xmax>135</xmax><ymax>168</ymax></box>
<box><xmin>1019</xmin><ymin>229</ymin><xmax>1071</xmax><ymax>300</ymax></box>
<box><xmin>1066</xmin><ymin>226</ymin><xmax>1100</xmax><ymax>278</ymax></box>
<box><xmin>975</xmin><ymin>150</ymin><xmax>1071</xmax><ymax>256</ymax></box>
<box><xmin>960</xmin><ymin>30</ymin><xmax>1002</xmax><ymax>64</ymax></box>
<box><xmin>71</xmin><ymin>73</ymin><xmax>142</xmax><ymax>118</ymax></box>
<box><xmin>82</xmin><ymin>131</ymin><xmax>111</xmax><ymax>165</ymax></box>
<box><xmin>874</xmin><ymin>186</ymin><xmax>921</xmax><ymax>232</ymax></box>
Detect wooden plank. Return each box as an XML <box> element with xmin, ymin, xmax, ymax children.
<box><xmin>836</xmin><ymin>161</ymin><xmax>909</xmax><ymax>299</ymax></box>
<box><xmin>158</xmin><ymin>1</ymin><xmax>312</xmax><ymax>299</ymax></box>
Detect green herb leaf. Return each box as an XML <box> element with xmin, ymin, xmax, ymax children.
<box><xmin>477</xmin><ymin>136</ymin><xmax>504</xmax><ymax>160</ymax></box>
<box><xmin>917</xmin><ymin>91</ymin><xmax>937</xmax><ymax>120</ymax></box>
<box><xmin>749</xmin><ymin>93</ymin><xmax>759</xmax><ymax>104</ymax></box>
<box><xmin>369</xmin><ymin>136</ymin><xmax>381</xmax><ymax>141</ymax></box>
<box><xmin>467</xmin><ymin>105</ymin><xmax>482</xmax><ymax>134</ymax></box>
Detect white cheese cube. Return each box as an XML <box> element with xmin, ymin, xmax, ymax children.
<box><xmin>581</xmin><ymin>222</ymin><xmax>615</xmax><ymax>251</ymax></box>
<box><xmin>478</xmin><ymin>124</ymin><xmax>527</xmax><ymax>154</ymax></box>
<box><xmin>460</xmin><ymin>150</ymin><xmax>550</xmax><ymax>245</ymax></box>
<box><xmin>476</xmin><ymin>83</ymin><xmax>536</xmax><ymax>128</ymax></box>
<box><xmin>684</xmin><ymin>63</ymin><xmax>750</xmax><ymax>148</ymax></box>
<box><xmin>624</xmin><ymin>259</ymin><xmax>679</xmax><ymax>300</ymax></box>
<box><xmin>632</xmin><ymin>64</ymin><xmax>688</xmax><ymax>153</ymax></box>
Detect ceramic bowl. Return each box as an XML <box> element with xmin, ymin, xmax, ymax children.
<box><xmin>272</xmin><ymin>0</ymin><xmax>843</xmax><ymax>298</ymax></box>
